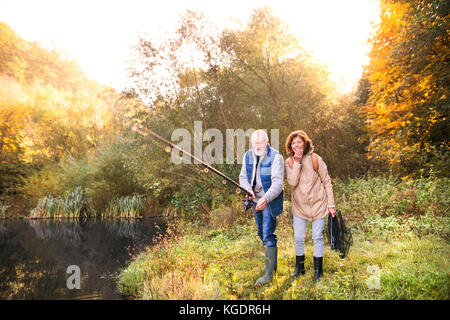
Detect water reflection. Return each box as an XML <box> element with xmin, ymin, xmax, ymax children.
<box><xmin>0</xmin><ymin>217</ymin><xmax>166</xmax><ymax>300</ymax></box>
<box><xmin>27</xmin><ymin>219</ymin><xmax>83</xmax><ymax>246</ymax></box>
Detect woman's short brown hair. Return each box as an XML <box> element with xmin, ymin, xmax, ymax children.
<box><xmin>285</xmin><ymin>130</ymin><xmax>313</xmax><ymax>157</ymax></box>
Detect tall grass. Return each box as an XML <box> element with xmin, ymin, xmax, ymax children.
<box><xmin>104</xmin><ymin>194</ymin><xmax>146</xmax><ymax>218</ymax></box>
<box><xmin>118</xmin><ymin>224</ymin><xmax>224</xmax><ymax>299</ymax></box>
<box><xmin>30</xmin><ymin>188</ymin><xmax>147</xmax><ymax>219</ymax></box>
<box><xmin>333</xmin><ymin>174</ymin><xmax>450</xmax><ymax>240</ymax></box>
<box><xmin>117</xmin><ymin>175</ymin><xmax>450</xmax><ymax>300</ymax></box>
<box><xmin>30</xmin><ymin>187</ymin><xmax>88</xmax><ymax>218</ymax></box>
<box><xmin>0</xmin><ymin>201</ymin><xmax>10</xmax><ymax>218</ymax></box>
<box><xmin>333</xmin><ymin>173</ymin><xmax>449</xmax><ymax>219</ymax></box>
<box><xmin>62</xmin><ymin>187</ymin><xmax>88</xmax><ymax>218</ymax></box>
<box><xmin>118</xmin><ymin>215</ymin><xmax>450</xmax><ymax>300</ymax></box>
<box><xmin>30</xmin><ymin>195</ymin><xmax>61</xmax><ymax>218</ymax></box>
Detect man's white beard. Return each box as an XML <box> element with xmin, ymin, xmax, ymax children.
<box><xmin>254</xmin><ymin>150</ymin><xmax>264</xmax><ymax>156</ymax></box>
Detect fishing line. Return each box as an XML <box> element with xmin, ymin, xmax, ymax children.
<box><xmin>106</xmin><ymin>98</ymin><xmax>255</xmax><ymax>210</ymax></box>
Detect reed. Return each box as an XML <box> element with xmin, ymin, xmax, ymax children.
<box><xmin>61</xmin><ymin>187</ymin><xmax>88</xmax><ymax>218</ymax></box>
<box><xmin>31</xmin><ymin>187</ymin><xmax>88</xmax><ymax>218</ymax></box>
<box><xmin>105</xmin><ymin>194</ymin><xmax>146</xmax><ymax>218</ymax></box>
<box><xmin>37</xmin><ymin>195</ymin><xmax>61</xmax><ymax>218</ymax></box>
<box><xmin>0</xmin><ymin>201</ymin><xmax>10</xmax><ymax>218</ymax></box>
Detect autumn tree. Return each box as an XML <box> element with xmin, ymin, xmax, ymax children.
<box><xmin>361</xmin><ymin>0</ymin><xmax>449</xmax><ymax>176</ymax></box>
<box><xmin>0</xmin><ymin>22</ymin><xmax>127</xmax><ymax>209</ymax></box>
<box><xmin>123</xmin><ymin>7</ymin><xmax>368</xmax><ymax>213</ymax></box>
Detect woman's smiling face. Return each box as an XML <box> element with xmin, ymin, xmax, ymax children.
<box><xmin>291</xmin><ymin>136</ymin><xmax>304</xmax><ymax>153</ymax></box>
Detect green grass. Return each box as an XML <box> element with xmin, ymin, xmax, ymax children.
<box><xmin>118</xmin><ymin>214</ymin><xmax>449</xmax><ymax>300</ymax></box>
<box><xmin>117</xmin><ymin>175</ymin><xmax>450</xmax><ymax>300</ymax></box>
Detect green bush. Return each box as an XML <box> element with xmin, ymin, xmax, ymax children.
<box><xmin>331</xmin><ymin>174</ymin><xmax>449</xmax><ymax>240</ymax></box>
<box><xmin>22</xmin><ymin>138</ymin><xmax>146</xmax><ymax>215</ymax></box>
<box><xmin>333</xmin><ymin>174</ymin><xmax>449</xmax><ymax>219</ymax></box>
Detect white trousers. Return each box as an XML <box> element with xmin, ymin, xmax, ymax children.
<box><xmin>293</xmin><ymin>215</ymin><xmax>326</xmax><ymax>258</ymax></box>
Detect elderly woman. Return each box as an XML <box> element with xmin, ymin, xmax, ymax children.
<box><xmin>284</xmin><ymin>130</ymin><xmax>336</xmax><ymax>281</ymax></box>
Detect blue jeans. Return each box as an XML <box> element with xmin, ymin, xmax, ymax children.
<box><xmin>253</xmin><ymin>203</ymin><xmax>277</xmax><ymax>247</ymax></box>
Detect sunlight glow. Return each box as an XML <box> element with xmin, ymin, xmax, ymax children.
<box><xmin>0</xmin><ymin>0</ymin><xmax>380</xmax><ymax>93</ymax></box>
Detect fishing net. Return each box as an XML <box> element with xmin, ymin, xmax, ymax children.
<box><xmin>326</xmin><ymin>210</ymin><xmax>353</xmax><ymax>259</ymax></box>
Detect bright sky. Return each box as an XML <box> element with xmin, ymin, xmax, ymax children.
<box><xmin>0</xmin><ymin>0</ymin><xmax>380</xmax><ymax>93</ymax></box>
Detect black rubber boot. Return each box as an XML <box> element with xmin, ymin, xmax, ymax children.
<box><xmin>291</xmin><ymin>255</ymin><xmax>305</xmax><ymax>277</ymax></box>
<box><xmin>313</xmin><ymin>256</ymin><xmax>323</xmax><ymax>282</ymax></box>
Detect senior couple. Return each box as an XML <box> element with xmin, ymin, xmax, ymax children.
<box><xmin>239</xmin><ymin>129</ymin><xmax>336</xmax><ymax>286</ymax></box>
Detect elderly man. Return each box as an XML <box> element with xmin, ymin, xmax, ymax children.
<box><xmin>239</xmin><ymin>130</ymin><xmax>284</xmax><ymax>286</ymax></box>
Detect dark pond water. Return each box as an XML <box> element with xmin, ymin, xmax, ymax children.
<box><xmin>0</xmin><ymin>217</ymin><xmax>167</xmax><ymax>300</ymax></box>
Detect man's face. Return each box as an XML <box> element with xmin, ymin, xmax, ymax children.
<box><xmin>251</xmin><ymin>137</ymin><xmax>268</xmax><ymax>157</ymax></box>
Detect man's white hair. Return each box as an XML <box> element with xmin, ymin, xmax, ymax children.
<box><xmin>251</xmin><ymin>129</ymin><xmax>269</xmax><ymax>143</ymax></box>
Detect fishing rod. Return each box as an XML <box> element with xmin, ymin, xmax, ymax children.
<box><xmin>130</xmin><ymin>123</ymin><xmax>256</xmax><ymax>211</ymax></box>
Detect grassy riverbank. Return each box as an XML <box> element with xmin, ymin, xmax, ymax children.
<box><xmin>118</xmin><ymin>175</ymin><xmax>449</xmax><ymax>299</ymax></box>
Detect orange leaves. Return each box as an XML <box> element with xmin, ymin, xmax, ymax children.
<box><xmin>360</xmin><ymin>0</ymin><xmax>450</xmax><ymax>175</ymax></box>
